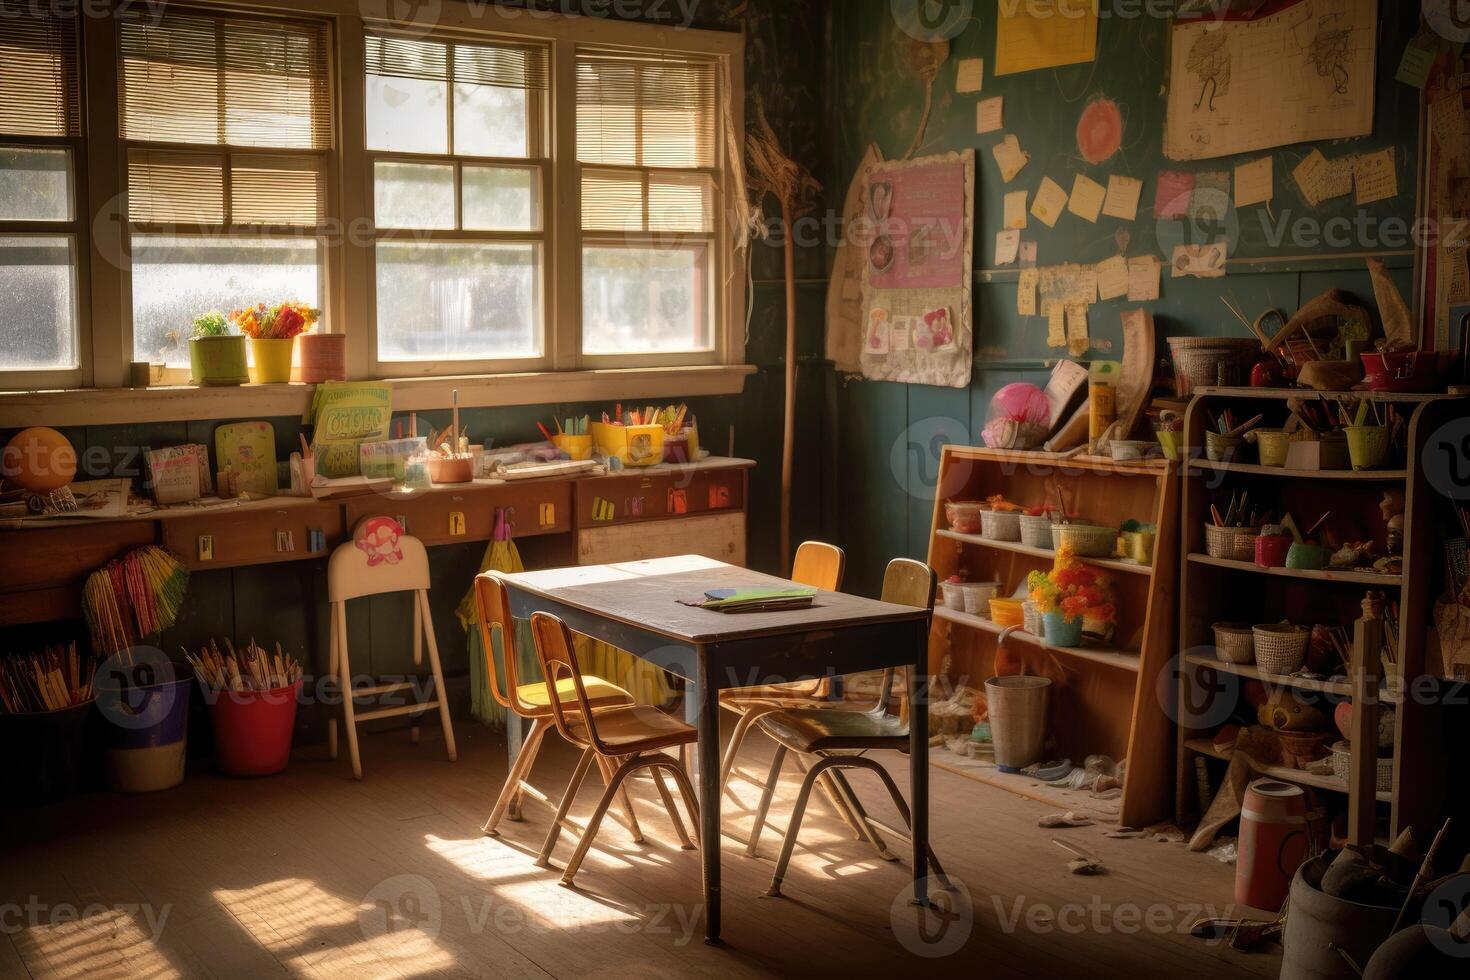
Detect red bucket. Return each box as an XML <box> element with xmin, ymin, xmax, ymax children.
<box><xmin>208</xmin><ymin>680</ymin><xmax>301</xmax><ymax>777</ymax></box>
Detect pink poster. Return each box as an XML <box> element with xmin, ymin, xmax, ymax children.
<box><xmin>867</xmin><ymin>159</ymin><xmax>969</xmax><ymax>291</ymax></box>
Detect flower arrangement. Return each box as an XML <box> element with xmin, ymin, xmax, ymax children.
<box><xmin>191</xmin><ymin>310</ymin><xmax>230</xmax><ymax>339</ymax></box>
<box><xmin>230</xmin><ymin>301</ymin><xmax>320</xmax><ymax>340</ymax></box>
<box><xmin>1026</xmin><ymin>543</ymin><xmax>1115</xmax><ymax>624</ymax></box>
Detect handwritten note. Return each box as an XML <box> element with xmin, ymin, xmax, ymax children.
<box><xmin>1003</xmin><ymin>189</ymin><xmax>1028</xmax><ymax>230</ymax></box>
<box><xmin>1068</xmin><ymin>173</ymin><xmax>1106</xmax><ymax>223</ymax></box>
<box><xmin>1102</xmin><ymin>175</ymin><xmax>1143</xmax><ymax>221</ymax></box>
<box><xmin>1044</xmin><ymin>301</ymin><xmax>1066</xmax><ymax>348</ymax></box>
<box><xmin>1065</xmin><ymin>303</ymin><xmax>1090</xmax><ymax>356</ymax></box>
<box><xmin>1293</xmin><ymin>149</ymin><xmax>1353</xmax><ymax>207</ymax></box>
<box><xmin>992</xmin><ymin>134</ymin><xmax>1030</xmax><ymax>183</ymax></box>
<box><xmin>1095</xmin><ymin>255</ymin><xmax>1129</xmax><ymax>301</ymax></box>
<box><xmin>1017</xmin><ymin>268</ymin><xmax>1039</xmax><ymax>316</ymax></box>
<box><xmin>995</xmin><ymin>229</ymin><xmax>1021</xmax><ymax>266</ymax></box>
<box><xmin>1396</xmin><ymin>34</ymin><xmax>1437</xmax><ymax>90</ymax></box>
<box><xmin>1353</xmin><ymin>148</ymin><xmax>1398</xmax><ymax>206</ymax></box>
<box><xmin>1019</xmin><ymin>240</ymin><xmax>1038</xmax><ymax>266</ymax></box>
<box><xmin>977</xmin><ymin>96</ymin><xmax>1004</xmax><ymax>134</ymax></box>
<box><xmin>1031</xmin><ymin>176</ymin><xmax>1068</xmax><ymax>227</ymax></box>
<box><xmin>1234</xmin><ymin>157</ymin><xmax>1273</xmax><ymax>207</ymax></box>
<box><xmin>1155</xmin><ymin>170</ymin><xmax>1196</xmax><ymax>220</ymax></box>
<box><xmin>956</xmin><ymin>57</ymin><xmax>984</xmax><ymax>93</ymax></box>
<box><xmin>1126</xmin><ymin>255</ymin><xmax>1161</xmax><ymax>301</ymax></box>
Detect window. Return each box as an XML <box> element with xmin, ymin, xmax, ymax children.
<box><xmin>366</xmin><ymin>32</ymin><xmax>548</xmax><ymax>368</ymax></box>
<box><xmin>576</xmin><ymin>50</ymin><xmax>718</xmax><ymax>357</ymax></box>
<box><xmin>118</xmin><ymin>7</ymin><xmax>332</xmax><ymax>367</ymax></box>
<box><xmin>0</xmin><ymin>10</ymin><xmax>82</xmax><ymax>377</ymax></box>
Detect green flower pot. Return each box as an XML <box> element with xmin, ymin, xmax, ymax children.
<box><xmin>189</xmin><ymin>335</ymin><xmax>249</xmax><ymax>386</ymax></box>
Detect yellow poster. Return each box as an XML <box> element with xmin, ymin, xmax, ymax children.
<box><xmin>995</xmin><ymin>0</ymin><xmax>1098</xmax><ymax>77</ymax></box>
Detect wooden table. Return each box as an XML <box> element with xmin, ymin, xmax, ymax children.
<box><xmin>498</xmin><ymin>554</ymin><xmax>933</xmax><ymax>945</ymax></box>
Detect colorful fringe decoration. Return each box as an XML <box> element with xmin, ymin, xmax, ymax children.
<box><xmin>82</xmin><ymin>545</ymin><xmax>189</xmax><ymax>655</ymax></box>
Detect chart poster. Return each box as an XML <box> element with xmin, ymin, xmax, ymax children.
<box><xmin>1164</xmin><ymin>0</ymin><xmax>1377</xmax><ymax>162</ymax></box>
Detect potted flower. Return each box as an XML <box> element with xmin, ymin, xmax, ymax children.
<box><xmin>188</xmin><ymin>310</ymin><xmax>249</xmax><ymax>386</ymax></box>
<box><xmin>231</xmin><ymin>301</ymin><xmax>319</xmax><ymax>384</ymax></box>
<box><xmin>1026</xmin><ymin>544</ymin><xmax>1115</xmax><ymax>648</ymax></box>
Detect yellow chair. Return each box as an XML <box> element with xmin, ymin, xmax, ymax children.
<box><xmin>529</xmin><ymin>612</ymin><xmax>701</xmax><ymax>888</ymax></box>
<box><xmin>474</xmin><ymin>572</ymin><xmax>644</xmax><ymax>840</ymax></box>
<box><xmin>748</xmin><ymin>558</ymin><xmax>953</xmax><ymax>896</ymax></box>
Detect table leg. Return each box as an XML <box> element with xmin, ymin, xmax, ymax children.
<box><xmin>910</xmin><ymin>620</ymin><xmax>929</xmax><ymax>907</ymax></box>
<box><xmin>695</xmin><ymin>656</ymin><xmax>721</xmax><ymax>944</ymax></box>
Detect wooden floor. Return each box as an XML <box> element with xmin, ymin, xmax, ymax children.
<box><xmin>0</xmin><ymin>726</ymin><xmax>1282</xmax><ymax>978</ymax></box>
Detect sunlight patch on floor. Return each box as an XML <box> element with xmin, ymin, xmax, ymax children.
<box><xmin>9</xmin><ymin>908</ymin><xmax>178</xmax><ymax>980</ymax></box>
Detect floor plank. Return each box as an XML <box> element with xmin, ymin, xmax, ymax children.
<box><xmin>0</xmin><ymin>726</ymin><xmax>1281</xmax><ymax>978</ymax></box>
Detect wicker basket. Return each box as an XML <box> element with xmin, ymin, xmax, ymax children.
<box><xmin>980</xmin><ymin>509</ymin><xmax>1023</xmax><ymax>541</ymax></box>
<box><xmin>1212</xmin><ymin>622</ymin><xmax>1255</xmax><ymax>664</ymax></box>
<box><xmin>1329</xmin><ymin>741</ymin><xmax>1394</xmax><ymax>794</ymax></box>
<box><xmin>1022</xmin><ymin>600</ymin><xmax>1043</xmax><ymax>636</ymax></box>
<box><xmin>1057</xmin><ymin>524</ymin><xmax>1118</xmax><ymax>557</ymax></box>
<box><xmin>1020</xmin><ymin>513</ymin><xmax>1055</xmax><ymax>549</ymax></box>
<box><xmin>1204</xmin><ymin>522</ymin><xmax>1261</xmax><ymax>561</ymax></box>
<box><xmin>1167</xmin><ymin>337</ymin><xmax>1259</xmax><ymax>396</ymax></box>
<box><xmin>1253</xmin><ymin>623</ymin><xmax>1309</xmax><ymax>675</ymax></box>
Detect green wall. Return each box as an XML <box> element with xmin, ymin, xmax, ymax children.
<box><xmin>824</xmin><ymin>1</ymin><xmax>1425</xmax><ymax>597</ymax></box>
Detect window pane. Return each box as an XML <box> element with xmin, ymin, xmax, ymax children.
<box><xmin>374</xmin><ymin>162</ymin><xmax>455</xmax><ymax>230</ymax></box>
<box><xmin>366</xmin><ymin>75</ymin><xmax>447</xmax><ymax>153</ymax></box>
<box><xmin>463</xmin><ymin>166</ymin><xmax>537</xmax><ymax>231</ymax></box>
<box><xmin>454</xmin><ymin>82</ymin><xmax>528</xmax><ymax>157</ymax></box>
<box><xmin>0</xmin><ymin>146</ymin><xmax>71</xmax><ymax>221</ymax></box>
<box><xmin>0</xmin><ymin>235</ymin><xmax>77</xmax><ymax>371</ymax></box>
<box><xmin>376</xmin><ymin>241</ymin><xmax>541</xmax><ymax>361</ymax></box>
<box><xmin>582</xmin><ymin>244</ymin><xmax>710</xmax><ymax>354</ymax></box>
<box><xmin>131</xmin><ymin>235</ymin><xmax>321</xmax><ymax>366</ymax></box>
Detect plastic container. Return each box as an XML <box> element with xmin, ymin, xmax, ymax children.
<box><xmin>1022</xmin><ymin>600</ymin><xmax>1043</xmax><ymax>635</ymax></box>
<box><xmin>980</xmin><ymin>509</ymin><xmax>1022</xmax><ymax>541</ymax></box>
<box><xmin>1254</xmin><ymin>429</ymin><xmax>1296</xmax><ymax>468</ymax></box>
<box><xmin>1345</xmin><ymin>425</ymin><xmax>1389</xmax><ymax>470</ymax></box>
<box><xmin>591</xmin><ymin>422</ymin><xmax>665</xmax><ymax>466</ymax></box>
<box><xmin>249</xmin><ymin>337</ymin><xmax>295</xmax><ymax>384</ymax></box>
<box><xmin>1255</xmin><ymin>534</ymin><xmax>1291</xmax><ymax>568</ymax></box>
<box><xmin>984</xmin><ymin>674</ymin><xmax>1051</xmax><ymax>772</ymax></box>
<box><xmin>938</xmin><ymin>581</ymin><xmax>967</xmax><ymax>611</ymax></box>
<box><xmin>1360</xmin><ymin>350</ymin><xmax>1439</xmax><ymax>392</ymax></box>
<box><xmin>1121</xmin><ymin>528</ymin><xmax>1155</xmax><ymax>565</ymax></box>
<box><xmin>1286</xmin><ymin>543</ymin><xmax>1331</xmax><ymax>570</ymax></box>
<box><xmin>662</xmin><ymin>424</ymin><xmax>699</xmax><ymax>463</ymax></box>
<box><xmin>958</xmin><ymin>581</ymin><xmax>1000</xmax><ymax>615</ymax></box>
<box><xmin>1237</xmin><ymin>779</ymin><xmax>1308</xmax><ymax>911</ymax></box>
<box><xmin>944</xmin><ymin>501</ymin><xmax>985</xmax><ymax>534</ymax></box>
<box><xmin>0</xmin><ymin>700</ymin><xmax>94</xmax><ymax>807</ymax></box>
<box><xmin>1042</xmin><ymin>611</ymin><xmax>1083</xmax><ymax>647</ymax></box>
<box><xmin>1205</xmin><ymin>430</ymin><xmax>1245</xmax><ymax>463</ymax></box>
<box><xmin>1153</xmin><ymin>411</ymin><xmax>1184</xmax><ymax>461</ymax></box>
<box><xmin>989</xmin><ymin>598</ymin><xmax>1025</xmax><ymax>628</ymax></box>
<box><xmin>208</xmin><ymin>680</ymin><xmax>301</xmax><ymax>777</ymax></box>
<box><xmin>428</xmin><ymin>455</ymin><xmax>474</xmax><ymax>484</ymax></box>
<box><xmin>552</xmin><ymin>433</ymin><xmax>593</xmax><ymax>461</ymax></box>
<box><xmin>95</xmin><ymin>662</ymin><xmax>193</xmax><ymax>794</ymax></box>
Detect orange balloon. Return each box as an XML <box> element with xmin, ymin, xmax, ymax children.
<box><xmin>3</xmin><ymin>427</ymin><xmax>77</xmax><ymax>493</ymax></box>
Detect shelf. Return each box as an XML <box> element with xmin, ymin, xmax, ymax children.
<box><xmin>1180</xmin><ymin>651</ymin><xmax>1402</xmax><ymax>704</ymax></box>
<box><xmin>933</xmin><ymin>605</ymin><xmax>1142</xmax><ymax>672</ymax></box>
<box><xmin>936</xmin><ymin>528</ymin><xmax>1154</xmax><ymax>576</ymax></box>
<box><xmin>1187</xmin><ymin>553</ymin><xmax>1403</xmax><ymax>586</ymax></box>
<box><xmin>1197</xmin><ymin>386</ymin><xmax>1463</xmax><ymax>404</ymax></box>
<box><xmin>1184</xmin><ymin>737</ymin><xmax>1391</xmax><ymax>802</ymax></box>
<box><xmin>1186</xmin><ymin>459</ymin><xmax>1409</xmax><ymax>481</ymax></box>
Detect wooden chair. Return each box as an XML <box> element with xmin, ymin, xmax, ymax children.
<box><xmin>747</xmin><ymin>558</ymin><xmax>953</xmax><ymax>897</ymax></box>
<box><xmin>474</xmin><ymin>572</ymin><xmax>646</xmax><ymax>840</ymax></box>
<box><xmin>529</xmin><ymin>611</ymin><xmax>701</xmax><ymax>888</ymax></box>
<box><xmin>327</xmin><ymin>531</ymin><xmax>456</xmax><ymax>780</ymax></box>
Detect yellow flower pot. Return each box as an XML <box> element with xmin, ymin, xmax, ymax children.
<box><xmin>249</xmin><ymin>337</ymin><xmax>295</xmax><ymax>384</ymax></box>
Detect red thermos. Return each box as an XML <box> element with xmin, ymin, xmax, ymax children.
<box><xmin>1236</xmin><ymin>779</ymin><xmax>1308</xmax><ymax>910</ymax></box>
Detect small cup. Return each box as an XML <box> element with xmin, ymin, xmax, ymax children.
<box><xmin>1205</xmin><ymin>431</ymin><xmax>1245</xmax><ymax>463</ymax></box>
<box><xmin>1285</xmin><ymin>543</ymin><xmax>1330</xmax><ymax>570</ymax></box>
<box><xmin>1255</xmin><ymin>534</ymin><xmax>1291</xmax><ymax>568</ymax></box>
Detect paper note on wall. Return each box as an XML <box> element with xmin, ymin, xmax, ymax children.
<box><xmin>1126</xmin><ymin>255</ymin><xmax>1162</xmax><ymax>301</ymax></box>
<box><xmin>1353</xmin><ymin>148</ymin><xmax>1398</xmax><ymax>206</ymax></box>
<box><xmin>1068</xmin><ymin>174</ymin><xmax>1106</xmax><ymax>223</ymax></box>
<box><xmin>1171</xmin><ymin>242</ymin><xmax>1227</xmax><ymax>279</ymax></box>
<box><xmin>1155</xmin><ymin>170</ymin><xmax>1196</xmax><ymax>220</ymax></box>
<box><xmin>1293</xmin><ymin>149</ymin><xmax>1353</xmax><ymax>207</ymax></box>
<box><xmin>1234</xmin><ymin>157</ymin><xmax>1274</xmax><ymax>207</ymax></box>
<box><xmin>992</xmin><ymin>134</ymin><xmax>1029</xmax><ymax>182</ymax></box>
<box><xmin>1044</xmin><ymin>301</ymin><xmax>1066</xmax><ymax>348</ymax></box>
<box><xmin>1019</xmin><ymin>240</ymin><xmax>1037</xmax><ymax>266</ymax></box>
<box><xmin>956</xmin><ymin>58</ymin><xmax>984</xmax><ymax>93</ymax></box>
<box><xmin>1190</xmin><ymin>172</ymin><xmax>1231</xmax><ymax>223</ymax></box>
<box><xmin>995</xmin><ymin>230</ymin><xmax>1021</xmax><ymax>266</ymax></box>
<box><xmin>1065</xmin><ymin>303</ymin><xmax>1090</xmax><ymax>356</ymax></box>
<box><xmin>1095</xmin><ymin>255</ymin><xmax>1129</xmax><ymax>301</ymax></box>
<box><xmin>977</xmin><ymin>96</ymin><xmax>1004</xmax><ymax>134</ymax></box>
<box><xmin>1449</xmin><ymin>249</ymin><xmax>1470</xmax><ymax>305</ymax></box>
<box><xmin>995</xmin><ymin>0</ymin><xmax>1098</xmax><ymax>76</ymax></box>
<box><xmin>1017</xmin><ymin>268</ymin><xmax>1038</xmax><ymax>316</ymax></box>
<box><xmin>1396</xmin><ymin>33</ymin><xmax>1438</xmax><ymax>89</ymax></box>
<box><xmin>1003</xmin><ymin>190</ymin><xmax>1028</xmax><ymax>230</ymax></box>
<box><xmin>1102</xmin><ymin>175</ymin><xmax>1143</xmax><ymax>221</ymax></box>
<box><xmin>1031</xmin><ymin>176</ymin><xmax>1068</xmax><ymax>227</ymax></box>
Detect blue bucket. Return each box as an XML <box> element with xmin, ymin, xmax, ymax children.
<box><xmin>1043</xmin><ymin>612</ymin><xmax>1084</xmax><ymax>648</ymax></box>
<box><xmin>94</xmin><ymin>654</ymin><xmax>193</xmax><ymax>793</ymax></box>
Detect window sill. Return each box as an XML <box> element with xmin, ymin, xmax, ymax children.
<box><xmin>0</xmin><ymin>364</ymin><xmax>757</xmax><ymax>428</ymax></box>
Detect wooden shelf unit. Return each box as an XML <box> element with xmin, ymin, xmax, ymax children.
<box><xmin>924</xmin><ymin>446</ymin><xmax>1180</xmax><ymax>828</ymax></box>
<box><xmin>1177</xmin><ymin>388</ymin><xmax>1465</xmax><ymax>841</ymax></box>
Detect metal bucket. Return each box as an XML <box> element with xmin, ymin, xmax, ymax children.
<box><xmin>1281</xmin><ymin>853</ymin><xmax>1399</xmax><ymax>980</ymax></box>
<box><xmin>984</xmin><ymin>675</ymin><xmax>1050</xmax><ymax>773</ymax></box>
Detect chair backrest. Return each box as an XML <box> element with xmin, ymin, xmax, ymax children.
<box><xmin>328</xmin><ymin>532</ymin><xmax>431</xmax><ymax>603</ymax></box>
<box><xmin>528</xmin><ymin>611</ymin><xmax>602</xmax><ymax>753</ymax></box>
<box><xmin>472</xmin><ymin>572</ymin><xmax>520</xmax><ymax>712</ymax></box>
<box><xmin>791</xmin><ymin>540</ymin><xmax>845</xmax><ymax>592</ymax></box>
<box><xmin>876</xmin><ymin>557</ymin><xmax>937</xmax><ymax>716</ymax></box>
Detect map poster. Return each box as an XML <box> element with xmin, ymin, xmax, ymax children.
<box><xmin>1164</xmin><ymin>0</ymin><xmax>1377</xmax><ymax>162</ymax></box>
